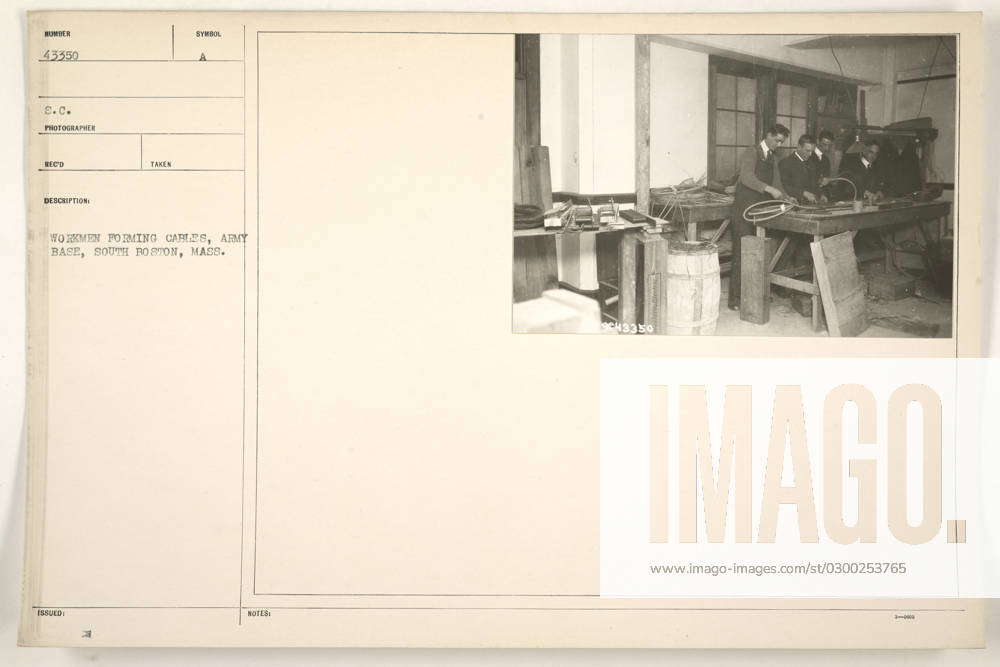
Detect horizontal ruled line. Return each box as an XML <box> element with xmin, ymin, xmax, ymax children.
<box><xmin>39</xmin><ymin>96</ymin><xmax>244</xmax><ymax>100</ymax></box>
<box><xmin>38</xmin><ymin>59</ymin><xmax>245</xmax><ymax>63</ymax></box>
<box><xmin>38</xmin><ymin>132</ymin><xmax>244</xmax><ymax>136</ymax></box>
<box><xmin>38</xmin><ymin>169</ymin><xmax>244</xmax><ymax>172</ymax></box>
<box><xmin>30</xmin><ymin>604</ymin><xmax>968</xmax><ymax>612</ymax></box>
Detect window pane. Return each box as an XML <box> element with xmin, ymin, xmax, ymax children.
<box><xmin>716</xmin><ymin>110</ymin><xmax>736</xmax><ymax>145</ymax></box>
<box><xmin>777</xmin><ymin>83</ymin><xmax>791</xmax><ymax>115</ymax></box>
<box><xmin>736</xmin><ymin>76</ymin><xmax>756</xmax><ymax>112</ymax></box>
<box><xmin>715</xmin><ymin>147</ymin><xmax>737</xmax><ymax>182</ymax></box>
<box><xmin>776</xmin><ymin>115</ymin><xmax>791</xmax><ymax>142</ymax></box>
<box><xmin>736</xmin><ymin>112</ymin><xmax>756</xmax><ymax>146</ymax></box>
<box><xmin>715</xmin><ymin>73</ymin><xmax>736</xmax><ymax>109</ymax></box>
<box><xmin>791</xmin><ymin>117</ymin><xmax>807</xmax><ymax>142</ymax></box>
<box><xmin>791</xmin><ymin>85</ymin><xmax>808</xmax><ymax>115</ymax></box>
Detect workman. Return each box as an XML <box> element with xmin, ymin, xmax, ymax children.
<box><xmin>812</xmin><ymin>130</ymin><xmax>834</xmax><ymax>185</ymax></box>
<box><xmin>779</xmin><ymin>134</ymin><xmax>825</xmax><ymax>204</ymax></box>
<box><xmin>730</xmin><ymin>123</ymin><xmax>789</xmax><ymax>311</ymax></box>
<box><xmin>840</xmin><ymin>139</ymin><xmax>886</xmax><ymax>201</ymax></box>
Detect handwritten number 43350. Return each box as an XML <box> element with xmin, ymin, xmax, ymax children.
<box><xmin>42</xmin><ymin>50</ymin><xmax>80</xmax><ymax>61</ymax></box>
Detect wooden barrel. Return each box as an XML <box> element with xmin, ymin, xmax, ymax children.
<box><xmin>665</xmin><ymin>241</ymin><xmax>720</xmax><ymax>335</ymax></box>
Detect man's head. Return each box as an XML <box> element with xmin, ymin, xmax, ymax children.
<box><xmin>796</xmin><ymin>134</ymin><xmax>816</xmax><ymax>160</ymax></box>
<box><xmin>861</xmin><ymin>139</ymin><xmax>880</xmax><ymax>164</ymax></box>
<box><xmin>763</xmin><ymin>124</ymin><xmax>790</xmax><ymax>151</ymax></box>
<box><xmin>817</xmin><ymin>131</ymin><xmax>834</xmax><ymax>155</ymax></box>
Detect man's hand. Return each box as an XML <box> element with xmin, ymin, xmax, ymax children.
<box><xmin>764</xmin><ymin>186</ymin><xmax>782</xmax><ymax>199</ymax></box>
<box><xmin>820</xmin><ymin>195</ymin><xmax>829</xmax><ymax>204</ymax></box>
<box><xmin>802</xmin><ymin>191</ymin><xmax>817</xmax><ymax>203</ymax></box>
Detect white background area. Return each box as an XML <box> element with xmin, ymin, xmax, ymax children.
<box><xmin>2</xmin><ymin>0</ymin><xmax>999</xmax><ymax>664</ymax></box>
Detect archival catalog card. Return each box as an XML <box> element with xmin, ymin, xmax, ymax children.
<box><xmin>21</xmin><ymin>11</ymin><xmax>988</xmax><ymax>647</ymax></box>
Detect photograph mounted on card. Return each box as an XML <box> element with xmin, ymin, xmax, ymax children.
<box><xmin>512</xmin><ymin>33</ymin><xmax>958</xmax><ymax>339</ymax></box>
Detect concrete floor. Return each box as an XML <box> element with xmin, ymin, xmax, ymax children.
<box><xmin>715</xmin><ymin>273</ymin><xmax>952</xmax><ymax>338</ymax></box>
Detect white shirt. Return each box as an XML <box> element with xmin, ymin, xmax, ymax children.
<box><xmin>759</xmin><ymin>140</ymin><xmax>770</xmax><ymax>159</ymax></box>
<box><xmin>795</xmin><ymin>152</ymin><xmax>808</xmax><ymax>162</ymax></box>
<box><xmin>814</xmin><ymin>147</ymin><xmax>824</xmax><ymax>159</ymax></box>
<box><xmin>861</xmin><ymin>156</ymin><xmax>871</xmax><ymax>169</ymax></box>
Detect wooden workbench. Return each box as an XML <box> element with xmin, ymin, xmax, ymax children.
<box><xmin>651</xmin><ymin>199</ymin><xmax>733</xmax><ymax>242</ymax></box>
<box><xmin>749</xmin><ymin>200</ymin><xmax>952</xmax><ymax>332</ymax></box>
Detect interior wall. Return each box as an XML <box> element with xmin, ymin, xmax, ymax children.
<box><xmin>540</xmin><ymin>34</ymin><xmax>635</xmax><ymax>195</ymax></box>
<box><xmin>650</xmin><ymin>42</ymin><xmax>708</xmax><ymax>187</ymax></box>
<box><xmin>589</xmin><ymin>34</ymin><xmax>635</xmax><ymax>193</ymax></box>
<box><xmin>893</xmin><ymin>37</ymin><xmax>957</xmax><ymax>183</ymax></box>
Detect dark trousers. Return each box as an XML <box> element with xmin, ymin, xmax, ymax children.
<box><xmin>727</xmin><ymin>215</ymin><xmax>755</xmax><ymax>308</ymax></box>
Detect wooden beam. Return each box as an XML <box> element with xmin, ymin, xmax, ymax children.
<box><xmin>635</xmin><ymin>35</ymin><xmax>651</xmax><ymax>215</ymax></box>
<box><xmin>768</xmin><ymin>236</ymin><xmax>791</xmax><ymax>273</ymax></box>
<box><xmin>770</xmin><ymin>273</ymin><xmax>819</xmax><ymax>295</ymax></box>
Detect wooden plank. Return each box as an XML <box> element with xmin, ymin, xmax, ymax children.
<box><xmin>618</xmin><ymin>233</ymin><xmax>640</xmax><ymax>327</ymax></box>
<box><xmin>634</xmin><ymin>35</ymin><xmax>651</xmax><ymax>215</ymax></box>
<box><xmin>740</xmin><ymin>236</ymin><xmax>776</xmax><ymax>324</ymax></box>
<box><xmin>770</xmin><ymin>272</ymin><xmax>819</xmax><ymax>295</ymax></box>
<box><xmin>513</xmin><ymin>142</ymin><xmax>523</xmax><ymax>204</ymax></box>
<box><xmin>514</xmin><ymin>76</ymin><xmax>528</xmax><ymax>146</ymax></box>
<box><xmin>640</xmin><ymin>233</ymin><xmax>669</xmax><ymax>332</ymax></box>
<box><xmin>811</xmin><ymin>234</ymin><xmax>823</xmax><ymax>331</ymax></box>
<box><xmin>522</xmin><ymin>34</ymin><xmax>542</xmax><ymax>147</ymax></box>
<box><xmin>523</xmin><ymin>236</ymin><xmax>557</xmax><ymax>298</ymax></box>
<box><xmin>810</xmin><ymin>231</ymin><xmax>869</xmax><ymax>337</ymax></box>
<box><xmin>515</xmin><ymin>142</ymin><xmax>535</xmax><ymax>207</ymax></box>
<box><xmin>512</xmin><ymin>236</ymin><xmax>530</xmax><ymax>303</ymax></box>
<box><xmin>529</xmin><ymin>145</ymin><xmax>553</xmax><ymax>212</ymax></box>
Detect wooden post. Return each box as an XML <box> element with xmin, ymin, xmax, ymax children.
<box><xmin>635</xmin><ymin>35</ymin><xmax>651</xmax><ymax>216</ymax></box>
<box><xmin>740</xmin><ymin>236</ymin><xmax>776</xmax><ymax>325</ymax></box>
<box><xmin>522</xmin><ymin>34</ymin><xmax>541</xmax><ymax>147</ymax></box>
<box><xmin>529</xmin><ymin>145</ymin><xmax>553</xmax><ymax>211</ymax></box>
<box><xmin>618</xmin><ymin>233</ymin><xmax>639</xmax><ymax>327</ymax></box>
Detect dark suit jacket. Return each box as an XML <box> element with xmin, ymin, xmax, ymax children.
<box><xmin>778</xmin><ymin>152</ymin><xmax>819</xmax><ymax>201</ymax></box>
<box><xmin>810</xmin><ymin>150</ymin><xmax>831</xmax><ymax>180</ymax></box>
<box><xmin>839</xmin><ymin>153</ymin><xmax>886</xmax><ymax>198</ymax></box>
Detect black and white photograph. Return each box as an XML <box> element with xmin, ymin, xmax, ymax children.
<box><xmin>512</xmin><ymin>34</ymin><xmax>957</xmax><ymax>337</ymax></box>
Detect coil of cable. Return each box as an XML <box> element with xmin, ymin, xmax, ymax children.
<box><xmin>513</xmin><ymin>204</ymin><xmax>545</xmax><ymax>230</ymax></box>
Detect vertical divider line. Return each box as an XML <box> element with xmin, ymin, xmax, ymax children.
<box><xmin>238</xmin><ymin>22</ymin><xmax>246</xmax><ymax>627</ymax></box>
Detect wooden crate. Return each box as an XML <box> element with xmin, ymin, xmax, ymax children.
<box><xmin>868</xmin><ymin>272</ymin><xmax>915</xmax><ymax>301</ymax></box>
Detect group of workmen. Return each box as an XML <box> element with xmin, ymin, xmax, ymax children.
<box><xmin>728</xmin><ymin>123</ymin><xmax>886</xmax><ymax>310</ymax></box>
